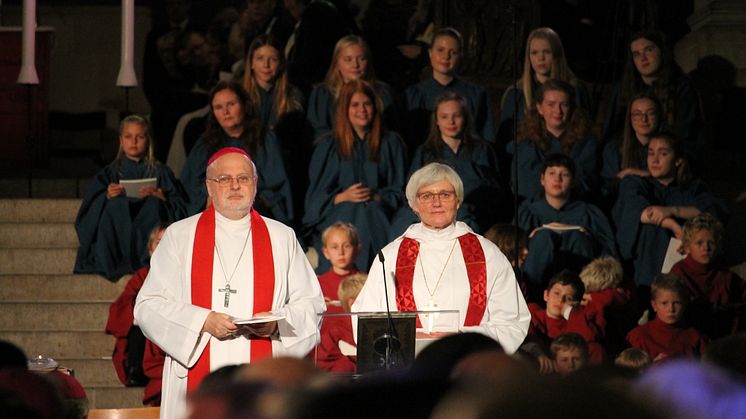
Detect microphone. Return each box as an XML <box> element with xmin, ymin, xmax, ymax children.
<box><xmin>376</xmin><ymin>250</ymin><xmax>400</xmax><ymax>370</ymax></box>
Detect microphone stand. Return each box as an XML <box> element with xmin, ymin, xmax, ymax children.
<box><xmin>378</xmin><ymin>251</ymin><xmax>398</xmax><ymax>370</ymax></box>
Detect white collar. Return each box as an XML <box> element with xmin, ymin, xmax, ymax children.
<box><xmin>403</xmin><ymin>221</ymin><xmax>472</xmax><ymax>242</ymax></box>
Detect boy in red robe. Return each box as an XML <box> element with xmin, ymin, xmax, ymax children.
<box><xmin>522</xmin><ymin>270</ymin><xmax>605</xmax><ymax>373</ymax></box>
<box><xmin>314</xmin><ymin>273</ymin><xmax>367</xmax><ymax>373</ymax></box>
<box><xmin>626</xmin><ymin>273</ymin><xmax>708</xmax><ymax>361</ymax></box>
<box><xmin>105</xmin><ymin>224</ymin><xmax>167</xmax><ymax>404</ymax></box>
<box><xmin>317</xmin><ymin>222</ymin><xmax>362</xmax><ymax>314</ymax></box>
<box><xmin>670</xmin><ymin>213</ymin><xmax>746</xmax><ymax>339</ymax></box>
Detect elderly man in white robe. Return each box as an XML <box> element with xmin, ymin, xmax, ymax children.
<box><xmin>135</xmin><ymin>147</ymin><xmax>324</xmax><ymax>419</ymax></box>
<box><xmin>353</xmin><ymin>162</ymin><xmax>530</xmax><ymax>353</ymax></box>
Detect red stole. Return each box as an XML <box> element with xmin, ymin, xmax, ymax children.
<box><xmin>187</xmin><ymin>206</ymin><xmax>274</xmax><ymax>394</ymax></box>
<box><xmin>394</xmin><ymin>233</ymin><xmax>487</xmax><ymax>327</ymax></box>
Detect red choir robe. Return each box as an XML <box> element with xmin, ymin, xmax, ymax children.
<box><xmin>671</xmin><ymin>255</ymin><xmax>746</xmax><ymax>338</ymax></box>
<box><xmin>583</xmin><ymin>287</ymin><xmax>637</xmax><ymax>354</ymax></box>
<box><xmin>317</xmin><ymin>267</ymin><xmax>360</xmax><ymax>314</ymax></box>
<box><xmin>527</xmin><ymin>303</ymin><xmax>606</xmax><ymax>364</ymax></box>
<box><xmin>142</xmin><ymin>340</ymin><xmax>166</xmax><ymax>406</ymax></box>
<box><xmin>313</xmin><ymin>315</ymin><xmax>356</xmax><ymax>373</ymax></box>
<box><xmin>626</xmin><ymin>316</ymin><xmax>708</xmax><ymax>360</ymax></box>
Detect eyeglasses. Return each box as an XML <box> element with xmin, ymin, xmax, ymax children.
<box><xmin>416</xmin><ymin>190</ymin><xmax>456</xmax><ymax>203</ymax></box>
<box><xmin>208</xmin><ymin>174</ymin><xmax>255</xmax><ymax>186</ymax></box>
<box><xmin>631</xmin><ymin>110</ymin><xmax>658</xmax><ymax>121</ymax></box>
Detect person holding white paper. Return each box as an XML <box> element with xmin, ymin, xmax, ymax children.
<box><xmin>135</xmin><ymin>147</ymin><xmax>324</xmax><ymax>419</ymax></box>
<box><xmin>352</xmin><ymin>163</ymin><xmax>530</xmax><ymax>354</ymax></box>
<box><xmin>74</xmin><ymin>115</ymin><xmax>188</xmax><ymax>280</ymax></box>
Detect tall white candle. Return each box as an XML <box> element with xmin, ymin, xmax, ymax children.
<box><xmin>17</xmin><ymin>0</ymin><xmax>39</xmax><ymax>85</ymax></box>
<box><xmin>116</xmin><ymin>0</ymin><xmax>138</xmax><ymax>87</ymax></box>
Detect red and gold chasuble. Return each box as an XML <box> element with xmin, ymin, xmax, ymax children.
<box><xmin>187</xmin><ymin>206</ymin><xmax>274</xmax><ymax>393</ymax></box>
<box><xmin>394</xmin><ymin>233</ymin><xmax>487</xmax><ymax>328</ymax></box>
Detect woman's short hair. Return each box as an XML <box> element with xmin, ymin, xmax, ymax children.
<box><xmin>406</xmin><ymin>162</ymin><xmax>464</xmax><ymax>209</ymax></box>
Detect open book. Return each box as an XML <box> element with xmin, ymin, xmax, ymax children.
<box><xmin>534</xmin><ymin>224</ymin><xmax>584</xmax><ymax>234</ymax></box>
<box><xmin>233</xmin><ymin>312</ymin><xmax>285</xmax><ymax>325</ymax></box>
<box><xmin>119</xmin><ymin>178</ymin><xmax>157</xmax><ymax>198</ymax></box>
<box><xmin>661</xmin><ymin>237</ymin><xmax>686</xmax><ymax>273</ymax></box>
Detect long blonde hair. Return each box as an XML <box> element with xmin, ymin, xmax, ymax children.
<box><xmin>323</xmin><ymin>35</ymin><xmax>377</xmax><ymax>100</ymax></box>
<box><xmin>114</xmin><ymin>114</ymin><xmax>157</xmax><ymax>175</ymax></box>
<box><xmin>519</xmin><ymin>27</ymin><xmax>576</xmax><ymax>112</ymax></box>
<box><xmin>242</xmin><ymin>34</ymin><xmax>302</xmax><ymax>124</ymax></box>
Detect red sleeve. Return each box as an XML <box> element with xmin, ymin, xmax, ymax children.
<box><xmin>313</xmin><ymin>316</ymin><xmax>357</xmax><ymax>373</ymax></box>
<box><xmin>142</xmin><ymin>339</ymin><xmax>165</xmax><ymax>406</ymax></box>
<box><xmin>105</xmin><ymin>267</ymin><xmax>150</xmax><ymax>337</ymax></box>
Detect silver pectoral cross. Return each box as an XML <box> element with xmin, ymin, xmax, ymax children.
<box><xmin>218</xmin><ymin>284</ymin><xmax>237</xmax><ymax>307</ymax></box>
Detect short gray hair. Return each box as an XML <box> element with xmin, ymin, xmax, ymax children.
<box><xmin>406</xmin><ymin>162</ymin><xmax>464</xmax><ymax>209</ymax></box>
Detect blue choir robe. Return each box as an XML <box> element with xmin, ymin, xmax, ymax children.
<box><xmin>516</xmin><ymin>196</ymin><xmax>618</xmax><ymax>286</ymax></box>
<box><xmin>600</xmin><ymin>138</ymin><xmax>648</xmax><ymax>200</ymax></box>
<box><xmin>404</xmin><ymin>77</ymin><xmax>497</xmax><ymax>145</ymax></box>
<box><xmin>612</xmin><ymin>175</ymin><xmax>727</xmax><ymax>286</ymax></box>
<box><xmin>389</xmin><ymin>139</ymin><xmax>502</xmax><ymax>238</ymax></box>
<box><xmin>303</xmin><ymin>131</ymin><xmax>406</xmax><ymax>272</ymax></box>
<box><xmin>307</xmin><ymin>81</ymin><xmax>395</xmax><ymax>139</ymax></box>
<box><xmin>256</xmin><ymin>84</ymin><xmax>305</xmax><ymax>129</ymax></box>
<box><xmin>74</xmin><ymin>158</ymin><xmax>188</xmax><ymax>281</ymax></box>
<box><xmin>506</xmin><ymin>133</ymin><xmax>599</xmax><ymax>201</ymax></box>
<box><xmin>180</xmin><ymin>130</ymin><xmax>294</xmax><ymax>224</ymax></box>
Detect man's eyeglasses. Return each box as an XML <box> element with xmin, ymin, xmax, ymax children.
<box><xmin>416</xmin><ymin>190</ymin><xmax>456</xmax><ymax>203</ymax></box>
<box><xmin>208</xmin><ymin>174</ymin><xmax>255</xmax><ymax>186</ymax></box>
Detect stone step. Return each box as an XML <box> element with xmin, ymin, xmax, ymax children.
<box><xmin>61</xmin><ymin>357</ymin><xmax>122</xmax><ymax>387</ymax></box>
<box><xmin>0</xmin><ymin>223</ymin><xmax>79</xmax><ymax>249</ymax></box>
<box><xmin>0</xmin><ymin>178</ymin><xmax>88</xmax><ymax>199</ymax></box>
<box><xmin>87</xmin><ymin>386</ymin><xmax>146</xmax><ymax>409</ymax></box>
<box><xmin>2</xmin><ymin>331</ymin><xmax>113</xmax><ymax>359</ymax></box>
<box><xmin>0</xmin><ymin>198</ymin><xmax>81</xmax><ymax>223</ymax></box>
<box><xmin>0</xmin><ymin>248</ymin><xmax>76</xmax><ymax>275</ymax></box>
<box><xmin>0</xmin><ymin>302</ymin><xmax>110</xmax><ymax>331</ymax></box>
<box><xmin>0</xmin><ymin>274</ymin><xmax>126</xmax><ymax>301</ymax></box>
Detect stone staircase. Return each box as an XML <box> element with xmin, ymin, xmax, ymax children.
<box><xmin>0</xmin><ymin>197</ymin><xmax>145</xmax><ymax>409</ymax></box>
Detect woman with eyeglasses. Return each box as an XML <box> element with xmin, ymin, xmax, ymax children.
<box><xmin>180</xmin><ymin>80</ymin><xmax>293</xmax><ymax>224</ymax></box>
<box><xmin>390</xmin><ymin>91</ymin><xmax>502</xmax><ymax>239</ymax></box>
<box><xmin>601</xmin><ymin>93</ymin><xmax>661</xmax><ymax>204</ymax></box>
<box><xmin>303</xmin><ymin>79</ymin><xmax>406</xmax><ymax>273</ymax></box>
<box><xmin>352</xmin><ymin>162</ymin><xmax>530</xmax><ymax>354</ymax></box>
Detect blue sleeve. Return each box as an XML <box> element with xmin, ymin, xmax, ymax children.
<box><xmin>515</xmin><ymin>200</ymin><xmax>541</xmax><ymax>232</ymax></box>
<box><xmin>510</xmin><ymin>141</ymin><xmax>543</xmax><ymax>200</ymax></box>
<box><xmin>156</xmin><ymin>163</ymin><xmax>189</xmax><ymax>221</ymax></box>
<box><xmin>303</xmin><ymin>137</ymin><xmax>341</xmax><ymax>229</ymax></box>
<box><xmin>499</xmin><ymin>86</ymin><xmax>520</xmax><ymax>124</ymax></box>
<box><xmin>180</xmin><ymin>139</ymin><xmax>209</xmax><ymax>216</ymax></box>
<box><xmin>587</xmin><ymin>204</ymin><xmax>619</xmax><ymax>258</ymax></box>
<box><xmin>376</xmin><ymin>132</ymin><xmax>407</xmax><ymax>213</ymax></box>
<box><xmin>475</xmin><ymin>87</ymin><xmax>497</xmax><ymax>143</ymax></box>
<box><xmin>307</xmin><ymin>85</ymin><xmax>334</xmax><ymax>140</ymax></box>
<box><xmin>572</xmin><ymin>136</ymin><xmax>600</xmax><ymax>197</ymax></box>
<box><xmin>254</xmin><ymin>131</ymin><xmax>294</xmax><ymax>224</ymax></box>
<box><xmin>74</xmin><ymin>166</ymin><xmax>116</xmax><ymax>269</ymax></box>
<box><xmin>612</xmin><ymin>176</ymin><xmax>650</xmax><ymax>260</ymax></box>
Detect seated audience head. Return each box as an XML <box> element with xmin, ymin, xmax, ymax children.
<box><xmin>205</xmin><ymin>147</ymin><xmax>258</xmax><ymax>219</ymax></box>
<box><xmin>0</xmin><ymin>340</ymin><xmax>28</xmax><ymax>370</ymax></box>
<box><xmin>427</xmin><ymin>92</ymin><xmax>478</xmax><ymax>145</ymax></box>
<box><xmin>579</xmin><ymin>256</ymin><xmax>624</xmax><ymax>292</ymax></box>
<box><xmin>236</xmin><ymin>357</ymin><xmax>325</xmax><ymax>390</ymax></box>
<box><xmin>540</xmin><ymin>153</ymin><xmax>575</xmax><ymax>199</ymax></box>
<box><xmin>681</xmin><ymin>213</ymin><xmax>722</xmax><ymax>265</ymax></box>
<box><xmin>650</xmin><ymin>273</ymin><xmax>688</xmax><ymax>325</ymax></box>
<box><xmin>0</xmin><ymin>368</ymin><xmax>65</xmax><ymax>419</ymax></box>
<box><xmin>544</xmin><ymin>270</ymin><xmax>585</xmax><ymax>319</ymax></box>
<box><xmin>410</xmin><ymin>333</ymin><xmax>503</xmax><ymax>382</ymax></box>
<box><xmin>615</xmin><ymin>348</ymin><xmax>652</xmax><ymax>372</ymax></box>
<box><xmin>429</xmin><ymin>27</ymin><xmax>463</xmax><ymax>79</ymax></box>
<box><xmin>703</xmin><ymin>333</ymin><xmax>746</xmax><ymax>383</ymax></box>
<box><xmin>338</xmin><ymin>273</ymin><xmax>367</xmax><ymax>312</ymax></box>
<box><xmin>148</xmin><ymin>222</ymin><xmax>170</xmax><ymax>256</ymax></box>
<box><xmin>550</xmin><ymin>332</ymin><xmax>589</xmax><ymax>375</ymax></box>
<box><xmin>646</xmin><ymin>132</ymin><xmax>691</xmax><ymax>186</ymax></box>
<box><xmin>321</xmin><ymin>222</ymin><xmax>360</xmax><ymax>274</ymax></box>
<box><xmin>334</xmin><ymin>79</ymin><xmax>383</xmax><ymax>157</ymax></box>
<box><xmin>406</xmin><ymin>163</ymin><xmax>464</xmax><ymax>230</ymax></box>
<box><xmin>484</xmin><ymin>223</ymin><xmax>528</xmax><ymax>268</ymax></box>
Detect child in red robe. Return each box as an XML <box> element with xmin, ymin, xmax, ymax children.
<box><xmin>314</xmin><ymin>273</ymin><xmax>367</xmax><ymax>373</ymax></box>
<box><xmin>105</xmin><ymin>224</ymin><xmax>167</xmax><ymax>405</ymax></box>
<box><xmin>626</xmin><ymin>273</ymin><xmax>708</xmax><ymax>361</ymax></box>
<box><xmin>579</xmin><ymin>256</ymin><xmax>636</xmax><ymax>354</ymax></box>
<box><xmin>522</xmin><ymin>270</ymin><xmax>605</xmax><ymax>373</ymax></box>
<box><xmin>317</xmin><ymin>222</ymin><xmax>362</xmax><ymax>314</ymax></box>
<box><xmin>670</xmin><ymin>213</ymin><xmax>746</xmax><ymax>339</ymax></box>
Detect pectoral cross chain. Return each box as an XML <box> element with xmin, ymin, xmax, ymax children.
<box><xmin>218</xmin><ymin>284</ymin><xmax>237</xmax><ymax>307</ymax></box>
